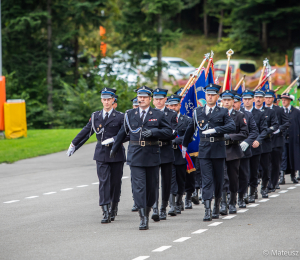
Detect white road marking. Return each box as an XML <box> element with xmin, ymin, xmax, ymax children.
<box><xmin>122</xmin><ymin>176</ymin><xmax>129</xmax><ymax>179</ymax></box>
<box><xmin>43</xmin><ymin>192</ymin><xmax>56</xmax><ymax>195</ymax></box>
<box><xmin>132</xmin><ymin>256</ymin><xmax>150</xmax><ymax>260</ymax></box>
<box><xmin>192</xmin><ymin>229</ymin><xmax>208</xmax><ymax>234</ymax></box>
<box><xmin>237</xmin><ymin>209</ymin><xmax>249</xmax><ymax>213</ymax></box>
<box><xmin>208</xmin><ymin>222</ymin><xmax>222</xmax><ymax>226</ymax></box>
<box><xmin>173</xmin><ymin>237</ymin><xmax>191</xmax><ymax>242</ymax></box>
<box><xmin>152</xmin><ymin>246</ymin><xmax>172</xmax><ymax>252</ymax></box>
<box><xmin>258</xmin><ymin>199</ymin><xmax>269</xmax><ymax>202</ymax></box>
<box><xmin>296</xmin><ymin>184</ymin><xmax>300</xmax><ymax>186</ymax></box>
<box><xmin>222</xmin><ymin>215</ymin><xmax>236</xmax><ymax>219</ymax></box>
<box><xmin>92</xmin><ymin>182</ymin><xmax>99</xmax><ymax>185</ymax></box>
<box><xmin>3</xmin><ymin>200</ymin><xmax>19</xmax><ymax>204</ymax></box>
<box><xmin>25</xmin><ymin>196</ymin><xmax>39</xmax><ymax>199</ymax></box>
<box><xmin>247</xmin><ymin>204</ymin><xmax>259</xmax><ymax>207</ymax></box>
<box><xmin>278</xmin><ymin>190</ymin><xmax>288</xmax><ymax>193</ymax></box>
<box><xmin>77</xmin><ymin>185</ymin><xmax>88</xmax><ymax>188</ymax></box>
<box><xmin>287</xmin><ymin>187</ymin><xmax>296</xmax><ymax>190</ymax></box>
<box><xmin>61</xmin><ymin>188</ymin><xmax>73</xmax><ymax>191</ymax></box>
<box><xmin>269</xmin><ymin>194</ymin><xmax>280</xmax><ymax>198</ymax></box>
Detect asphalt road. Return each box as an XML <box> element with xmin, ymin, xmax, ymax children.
<box><xmin>1</xmin><ymin>143</ymin><xmax>300</xmax><ymax>260</ymax></box>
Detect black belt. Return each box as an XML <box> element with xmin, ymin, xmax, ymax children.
<box><xmin>129</xmin><ymin>141</ymin><xmax>160</xmax><ymax>147</ymax></box>
<box><xmin>97</xmin><ymin>141</ymin><xmax>113</xmax><ymax>147</ymax></box>
<box><xmin>160</xmin><ymin>141</ymin><xmax>172</xmax><ymax>146</ymax></box>
<box><xmin>225</xmin><ymin>140</ymin><xmax>240</xmax><ymax>145</ymax></box>
<box><xmin>201</xmin><ymin>137</ymin><xmax>226</xmax><ymax>142</ymax></box>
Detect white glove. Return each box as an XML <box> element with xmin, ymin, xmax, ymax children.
<box><xmin>66</xmin><ymin>143</ymin><xmax>75</xmax><ymax>157</ymax></box>
<box><xmin>240</xmin><ymin>141</ymin><xmax>249</xmax><ymax>152</ymax></box>
<box><xmin>202</xmin><ymin>129</ymin><xmax>216</xmax><ymax>135</ymax></box>
<box><xmin>101</xmin><ymin>137</ymin><xmax>115</xmax><ymax>145</ymax></box>
<box><xmin>182</xmin><ymin>146</ymin><xmax>187</xmax><ymax>159</ymax></box>
<box><xmin>273</xmin><ymin>129</ymin><xmax>280</xmax><ymax>134</ymax></box>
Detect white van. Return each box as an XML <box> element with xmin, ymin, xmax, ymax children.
<box><xmin>214</xmin><ymin>59</ymin><xmax>257</xmax><ymax>77</ymax></box>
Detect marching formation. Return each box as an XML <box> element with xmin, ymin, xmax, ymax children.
<box><xmin>67</xmin><ymin>53</ymin><xmax>300</xmax><ymax>231</ymax></box>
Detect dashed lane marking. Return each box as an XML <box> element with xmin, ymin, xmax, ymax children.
<box><xmin>152</xmin><ymin>246</ymin><xmax>172</xmax><ymax>252</ymax></box>
<box><xmin>43</xmin><ymin>192</ymin><xmax>56</xmax><ymax>195</ymax></box>
<box><xmin>3</xmin><ymin>200</ymin><xmax>19</xmax><ymax>204</ymax></box>
<box><xmin>296</xmin><ymin>184</ymin><xmax>300</xmax><ymax>186</ymax></box>
<box><xmin>269</xmin><ymin>194</ymin><xmax>280</xmax><ymax>198</ymax></box>
<box><xmin>132</xmin><ymin>257</ymin><xmax>150</xmax><ymax>260</ymax></box>
<box><xmin>258</xmin><ymin>199</ymin><xmax>269</xmax><ymax>202</ymax></box>
<box><xmin>192</xmin><ymin>229</ymin><xmax>208</xmax><ymax>234</ymax></box>
<box><xmin>77</xmin><ymin>185</ymin><xmax>88</xmax><ymax>188</ymax></box>
<box><xmin>173</xmin><ymin>237</ymin><xmax>191</xmax><ymax>242</ymax></box>
<box><xmin>278</xmin><ymin>190</ymin><xmax>288</xmax><ymax>193</ymax></box>
<box><xmin>287</xmin><ymin>187</ymin><xmax>296</xmax><ymax>190</ymax></box>
<box><xmin>208</xmin><ymin>222</ymin><xmax>222</xmax><ymax>226</ymax></box>
<box><xmin>222</xmin><ymin>215</ymin><xmax>236</xmax><ymax>219</ymax></box>
<box><xmin>61</xmin><ymin>188</ymin><xmax>73</xmax><ymax>191</ymax></box>
<box><xmin>25</xmin><ymin>196</ymin><xmax>39</xmax><ymax>199</ymax></box>
<box><xmin>247</xmin><ymin>204</ymin><xmax>259</xmax><ymax>207</ymax></box>
<box><xmin>237</xmin><ymin>209</ymin><xmax>249</xmax><ymax>213</ymax></box>
<box><xmin>92</xmin><ymin>182</ymin><xmax>99</xmax><ymax>185</ymax></box>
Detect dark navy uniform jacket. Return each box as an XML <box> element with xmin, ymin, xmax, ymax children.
<box><xmin>173</xmin><ymin>113</ymin><xmax>192</xmax><ymax>165</ymax></box>
<box><xmin>72</xmin><ymin>109</ymin><xmax>126</xmax><ymax>162</ymax></box>
<box><xmin>260</xmin><ymin>106</ymin><xmax>279</xmax><ymax>153</ymax></box>
<box><xmin>183</xmin><ymin>105</ymin><xmax>236</xmax><ymax>159</ymax></box>
<box><xmin>248</xmin><ymin>108</ymin><xmax>268</xmax><ymax>156</ymax></box>
<box><xmin>155</xmin><ymin>107</ymin><xmax>177</xmax><ymax>164</ymax></box>
<box><xmin>270</xmin><ymin>105</ymin><xmax>289</xmax><ymax>148</ymax></box>
<box><xmin>239</xmin><ymin>108</ymin><xmax>259</xmax><ymax>158</ymax></box>
<box><xmin>226</xmin><ymin>109</ymin><xmax>249</xmax><ymax>161</ymax></box>
<box><xmin>112</xmin><ymin>106</ymin><xmax>173</xmax><ymax>167</ymax></box>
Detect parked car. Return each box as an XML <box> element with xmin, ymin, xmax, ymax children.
<box><xmin>143</xmin><ymin>57</ymin><xmax>196</xmax><ymax>82</ymax></box>
<box><xmin>289</xmin><ymin>47</ymin><xmax>300</xmax><ymax>81</ymax></box>
<box><xmin>112</xmin><ymin>50</ymin><xmax>152</xmax><ymax>65</ymax></box>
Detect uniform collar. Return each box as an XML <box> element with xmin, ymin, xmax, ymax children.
<box><xmin>102</xmin><ymin>108</ymin><xmax>113</xmax><ymax>118</ymax></box>
<box><xmin>245</xmin><ymin>106</ymin><xmax>253</xmax><ymax>113</ymax></box>
<box><xmin>265</xmin><ymin>104</ymin><xmax>273</xmax><ymax>109</ymax></box>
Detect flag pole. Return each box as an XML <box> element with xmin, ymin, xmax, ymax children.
<box><xmin>205</xmin><ymin>50</ymin><xmax>214</xmax><ymax>79</ymax></box>
<box><xmin>258</xmin><ymin>58</ymin><xmax>269</xmax><ymax>86</ymax></box>
<box><xmin>222</xmin><ymin>49</ymin><xmax>234</xmax><ymax>92</ymax></box>
<box><xmin>233</xmin><ymin>75</ymin><xmax>246</xmax><ymax>91</ymax></box>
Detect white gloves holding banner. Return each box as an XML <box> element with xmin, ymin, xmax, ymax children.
<box><xmin>202</xmin><ymin>129</ymin><xmax>216</xmax><ymax>135</ymax></box>
<box><xmin>240</xmin><ymin>141</ymin><xmax>249</xmax><ymax>152</ymax></box>
<box><xmin>273</xmin><ymin>129</ymin><xmax>280</xmax><ymax>134</ymax></box>
<box><xmin>101</xmin><ymin>137</ymin><xmax>115</xmax><ymax>145</ymax></box>
<box><xmin>182</xmin><ymin>146</ymin><xmax>187</xmax><ymax>158</ymax></box>
<box><xmin>66</xmin><ymin>143</ymin><xmax>75</xmax><ymax>157</ymax></box>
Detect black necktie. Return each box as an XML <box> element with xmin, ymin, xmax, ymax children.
<box><xmin>207</xmin><ymin>108</ymin><xmax>213</xmax><ymax>116</ymax></box>
<box><xmin>104</xmin><ymin>112</ymin><xmax>109</xmax><ymax>124</ymax></box>
<box><xmin>141</xmin><ymin>110</ymin><xmax>146</xmax><ymax>122</ymax></box>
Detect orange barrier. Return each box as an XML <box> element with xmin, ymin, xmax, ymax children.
<box><xmin>4</xmin><ymin>100</ymin><xmax>27</xmax><ymax>139</ymax></box>
<box><xmin>0</xmin><ymin>76</ymin><xmax>6</xmax><ymax>131</ymax></box>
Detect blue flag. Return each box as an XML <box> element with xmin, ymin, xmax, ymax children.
<box><xmin>195</xmin><ymin>70</ymin><xmax>207</xmax><ymax>107</ymax></box>
<box><xmin>261</xmin><ymin>81</ymin><xmax>269</xmax><ymax>91</ymax></box>
<box><xmin>180</xmin><ymin>83</ymin><xmax>200</xmax><ymax>156</ymax></box>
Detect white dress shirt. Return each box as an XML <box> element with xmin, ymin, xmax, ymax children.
<box><xmin>102</xmin><ymin>108</ymin><xmax>113</xmax><ymax>119</ymax></box>
<box><xmin>228</xmin><ymin>108</ymin><xmax>233</xmax><ymax>115</ymax></box>
<box><xmin>205</xmin><ymin>105</ymin><xmax>216</xmax><ymax>115</ymax></box>
<box><xmin>139</xmin><ymin>106</ymin><xmax>150</xmax><ymax>121</ymax></box>
<box><xmin>265</xmin><ymin>104</ymin><xmax>273</xmax><ymax>109</ymax></box>
<box><xmin>244</xmin><ymin>107</ymin><xmax>253</xmax><ymax>113</ymax></box>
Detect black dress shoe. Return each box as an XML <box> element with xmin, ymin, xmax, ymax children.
<box><xmin>191</xmin><ymin>189</ymin><xmax>200</xmax><ymax>205</ymax></box>
<box><xmin>275</xmin><ymin>183</ymin><xmax>280</xmax><ymax>189</ymax></box>
<box><xmin>238</xmin><ymin>193</ymin><xmax>246</xmax><ymax>208</ymax></box>
<box><xmin>279</xmin><ymin>171</ymin><xmax>285</xmax><ymax>185</ymax></box>
<box><xmin>228</xmin><ymin>192</ymin><xmax>237</xmax><ymax>214</ymax></box>
<box><xmin>110</xmin><ymin>202</ymin><xmax>118</xmax><ymax>221</ymax></box>
<box><xmin>297</xmin><ymin>171</ymin><xmax>300</xmax><ymax>180</ymax></box>
<box><xmin>132</xmin><ymin>203</ymin><xmax>138</xmax><ymax>212</ymax></box>
<box><xmin>203</xmin><ymin>200</ymin><xmax>212</xmax><ymax>221</ymax></box>
<box><xmin>168</xmin><ymin>194</ymin><xmax>177</xmax><ymax>216</ymax></box>
<box><xmin>261</xmin><ymin>188</ymin><xmax>269</xmax><ymax>198</ymax></box>
<box><xmin>185</xmin><ymin>193</ymin><xmax>193</xmax><ymax>209</ymax></box>
<box><xmin>220</xmin><ymin>192</ymin><xmax>228</xmax><ymax>215</ymax></box>
<box><xmin>199</xmin><ymin>188</ymin><xmax>202</xmax><ymax>201</ymax></box>
<box><xmin>243</xmin><ymin>192</ymin><xmax>249</xmax><ymax>204</ymax></box>
<box><xmin>291</xmin><ymin>175</ymin><xmax>299</xmax><ymax>184</ymax></box>
<box><xmin>212</xmin><ymin>198</ymin><xmax>221</xmax><ymax>219</ymax></box>
<box><xmin>159</xmin><ymin>200</ymin><xmax>168</xmax><ymax>220</ymax></box>
<box><xmin>175</xmin><ymin>194</ymin><xmax>183</xmax><ymax>214</ymax></box>
<box><xmin>248</xmin><ymin>186</ymin><xmax>255</xmax><ymax>203</ymax></box>
<box><xmin>138</xmin><ymin>208</ymin><xmax>148</xmax><ymax>230</ymax></box>
<box><xmin>255</xmin><ymin>188</ymin><xmax>258</xmax><ymax>199</ymax></box>
<box><xmin>151</xmin><ymin>201</ymin><xmax>160</xmax><ymax>222</ymax></box>
<box><xmin>101</xmin><ymin>204</ymin><xmax>111</xmax><ymax>224</ymax></box>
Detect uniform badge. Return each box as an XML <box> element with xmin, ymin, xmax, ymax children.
<box><xmin>135</xmin><ymin>111</ymin><xmax>138</xmax><ymax>114</ymax></box>
<box><xmin>104</xmin><ymin>88</ymin><xmax>107</xmax><ymax>91</ymax></box>
<box><xmin>180</xmin><ymin>117</ymin><xmax>183</xmax><ymax>120</ymax></box>
<box><xmin>157</xmin><ymin>89</ymin><xmax>159</xmax><ymax>92</ymax></box>
<box><xmin>165</xmin><ymin>112</ymin><xmax>167</xmax><ymax>115</ymax></box>
<box><xmin>149</xmin><ymin>111</ymin><xmax>152</xmax><ymax>114</ymax></box>
<box><xmin>200</xmin><ymin>123</ymin><xmax>202</xmax><ymax>126</ymax></box>
<box><xmin>243</xmin><ymin>118</ymin><xmax>247</xmax><ymax>125</ymax></box>
<box><xmin>202</xmin><ymin>120</ymin><xmax>204</xmax><ymax>123</ymax></box>
<box><xmin>113</xmin><ymin>113</ymin><xmax>115</xmax><ymax>116</ymax></box>
<box><xmin>97</xmin><ymin>128</ymin><xmax>99</xmax><ymax>131</ymax></box>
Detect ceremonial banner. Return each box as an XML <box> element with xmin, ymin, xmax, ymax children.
<box><xmin>195</xmin><ymin>69</ymin><xmax>207</xmax><ymax>107</ymax></box>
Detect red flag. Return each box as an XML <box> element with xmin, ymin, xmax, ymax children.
<box><xmin>224</xmin><ymin>66</ymin><xmax>232</xmax><ymax>91</ymax></box>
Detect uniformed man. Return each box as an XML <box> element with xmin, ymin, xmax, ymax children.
<box><xmin>167</xmin><ymin>94</ymin><xmax>193</xmax><ymax>215</ymax></box>
<box><xmin>241</xmin><ymin>90</ymin><xmax>268</xmax><ymax>203</ymax></box>
<box><xmin>182</xmin><ymin>84</ymin><xmax>236</xmax><ymax>221</ymax></box>
<box><xmin>219</xmin><ymin>90</ymin><xmax>248</xmax><ymax>215</ymax></box>
<box><xmin>132</xmin><ymin>97</ymin><xmax>139</xmax><ymax>109</ymax></box>
<box><xmin>110</xmin><ymin>86</ymin><xmax>172</xmax><ymax>230</ymax></box>
<box><xmin>66</xmin><ymin>88</ymin><xmax>126</xmax><ymax>224</ymax></box>
<box><xmin>152</xmin><ymin>88</ymin><xmax>177</xmax><ymax>221</ymax></box>
<box><xmin>280</xmin><ymin>93</ymin><xmax>299</xmax><ymax>184</ymax></box>
<box><xmin>113</xmin><ymin>94</ymin><xmax>118</xmax><ymax>109</ymax></box>
<box><xmin>264</xmin><ymin>90</ymin><xmax>289</xmax><ymax>191</ymax></box>
<box><xmin>233</xmin><ymin>93</ymin><xmax>259</xmax><ymax>208</ymax></box>
<box><xmin>254</xmin><ymin>90</ymin><xmax>279</xmax><ymax>198</ymax></box>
